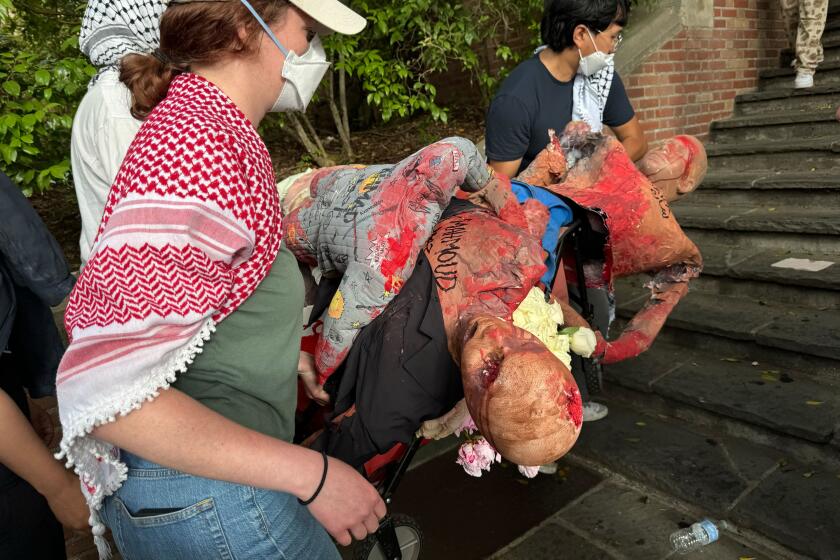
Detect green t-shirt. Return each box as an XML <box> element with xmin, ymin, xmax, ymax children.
<box><xmin>174</xmin><ymin>245</ymin><xmax>304</xmax><ymax>442</ymax></box>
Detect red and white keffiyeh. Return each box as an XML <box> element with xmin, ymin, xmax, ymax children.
<box><xmin>56</xmin><ymin>73</ymin><xmax>280</xmax><ymax>556</ymax></box>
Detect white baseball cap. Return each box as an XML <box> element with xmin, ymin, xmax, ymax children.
<box><xmin>289</xmin><ymin>0</ymin><xmax>366</xmax><ymax>35</ymax></box>
<box><xmin>169</xmin><ymin>0</ymin><xmax>367</xmax><ymax>35</ymax></box>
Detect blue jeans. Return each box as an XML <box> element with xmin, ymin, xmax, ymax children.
<box><xmin>100</xmin><ymin>451</ymin><xmax>340</xmax><ymax>560</ymax></box>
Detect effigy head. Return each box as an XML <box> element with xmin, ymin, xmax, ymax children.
<box><xmin>459</xmin><ymin>315</ymin><xmax>583</xmax><ymax>466</ymax></box>
<box><xmin>636</xmin><ymin>135</ymin><xmax>707</xmax><ymax>202</ymax></box>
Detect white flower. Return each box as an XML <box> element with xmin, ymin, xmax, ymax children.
<box><xmin>518</xmin><ymin>465</ymin><xmax>540</xmax><ymax>478</ymax></box>
<box><xmin>513</xmin><ymin>287</ymin><xmax>573</xmax><ymax>369</ymax></box>
<box><xmin>569</xmin><ymin>327</ymin><xmax>597</xmax><ymax>358</ymax></box>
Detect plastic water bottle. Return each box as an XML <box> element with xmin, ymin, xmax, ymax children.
<box><xmin>670</xmin><ymin>519</ymin><xmax>723</xmax><ymax>554</ymax></box>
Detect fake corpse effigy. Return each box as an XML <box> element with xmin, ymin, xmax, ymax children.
<box><xmin>517</xmin><ymin>123</ymin><xmax>707</xmax><ymax>364</ymax></box>
<box><xmin>282</xmin><ymin>137</ymin><xmax>525</xmax><ymax>382</ymax></box>
<box><xmin>282</xmin><ymin>140</ymin><xmax>592</xmax><ymax>470</ymax></box>
<box><xmin>309</xmin><ymin>200</ymin><xmax>587</xmax><ymax>470</ymax></box>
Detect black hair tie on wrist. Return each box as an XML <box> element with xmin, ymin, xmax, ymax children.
<box><xmin>298</xmin><ymin>451</ymin><xmax>329</xmax><ymax>506</ymax></box>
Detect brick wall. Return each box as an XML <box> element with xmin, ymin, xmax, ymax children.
<box><xmin>625</xmin><ymin>0</ymin><xmax>788</xmax><ymax>143</ymax></box>
<box><xmin>436</xmin><ymin>0</ymin><xmax>788</xmax><ymax>144</ymax></box>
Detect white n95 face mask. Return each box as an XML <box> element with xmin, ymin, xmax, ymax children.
<box><xmin>271</xmin><ymin>36</ymin><xmax>330</xmax><ymax>113</ymax></box>
<box><xmin>240</xmin><ymin>0</ymin><xmax>331</xmax><ymax>113</ymax></box>
<box><xmin>578</xmin><ymin>28</ymin><xmax>613</xmax><ymax>77</ymax></box>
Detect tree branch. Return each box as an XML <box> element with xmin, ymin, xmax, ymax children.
<box><xmin>339</xmin><ymin>54</ymin><xmax>352</xmax><ymax>148</ymax></box>
<box><xmin>287</xmin><ymin>113</ymin><xmax>334</xmax><ymax>167</ymax></box>
<box><xmin>327</xmin><ymin>68</ymin><xmax>354</xmax><ymax>160</ymax></box>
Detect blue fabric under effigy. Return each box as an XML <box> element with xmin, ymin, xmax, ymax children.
<box><xmin>510</xmin><ymin>179</ymin><xmax>574</xmax><ymax>287</ymax></box>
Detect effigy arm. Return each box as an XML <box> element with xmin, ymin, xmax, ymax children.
<box><xmin>594</xmin><ymin>281</ymin><xmax>689</xmax><ymax>364</ymax></box>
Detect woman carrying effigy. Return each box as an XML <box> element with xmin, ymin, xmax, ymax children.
<box><xmin>56</xmin><ymin>2</ymin><xmax>386</xmax><ymax>558</ymax></box>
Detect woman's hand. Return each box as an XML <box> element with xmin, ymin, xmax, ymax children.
<box><xmin>298</xmin><ymin>351</ymin><xmax>330</xmax><ymax>405</ymax></box>
<box><xmin>306</xmin><ymin>457</ymin><xmax>386</xmax><ymax>546</ymax></box>
<box><xmin>90</xmin><ymin>388</ymin><xmax>385</xmax><ymax>543</ymax></box>
<box><xmin>0</xmin><ymin>389</ymin><xmax>88</xmax><ymax>532</ymax></box>
<box><xmin>45</xmin><ymin>470</ymin><xmax>91</xmax><ymax>531</ymax></box>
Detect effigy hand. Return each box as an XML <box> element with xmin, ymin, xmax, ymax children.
<box><xmin>298</xmin><ymin>351</ymin><xmax>330</xmax><ymax>406</ymax></box>
<box><xmin>416</xmin><ymin>398</ymin><xmax>471</xmax><ymax>440</ymax></box>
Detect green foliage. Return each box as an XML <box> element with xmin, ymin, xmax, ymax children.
<box><xmin>0</xmin><ymin>0</ymin><xmax>660</xmax><ymax>188</ymax></box>
<box><xmin>0</xmin><ymin>1</ymin><xmax>92</xmax><ymax>194</ymax></box>
<box><xmin>324</xmin><ymin>0</ymin><xmax>542</xmax><ymax>125</ymax></box>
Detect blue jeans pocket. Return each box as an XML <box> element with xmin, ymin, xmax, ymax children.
<box><xmin>109</xmin><ymin>496</ymin><xmax>233</xmax><ymax>560</ymax></box>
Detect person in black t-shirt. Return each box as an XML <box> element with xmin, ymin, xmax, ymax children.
<box><xmin>485</xmin><ymin>0</ymin><xmax>647</xmax><ymax>179</ymax></box>
<box><xmin>485</xmin><ymin>0</ymin><xmax>648</xmax><ymax>427</ymax></box>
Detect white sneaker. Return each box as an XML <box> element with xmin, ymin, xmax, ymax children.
<box><xmin>794</xmin><ymin>72</ymin><xmax>814</xmax><ymax>89</ymax></box>
<box><xmin>582</xmin><ymin>401</ymin><xmax>609</xmax><ymax>422</ymax></box>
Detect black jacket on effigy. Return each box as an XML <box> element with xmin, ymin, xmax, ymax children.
<box><xmin>0</xmin><ymin>171</ymin><xmax>75</xmax><ymax>401</ymax></box>
<box><xmin>314</xmin><ymin>252</ymin><xmax>462</xmax><ymax>468</ymax></box>
<box><xmin>310</xmin><ymin>203</ymin><xmax>479</xmax><ymax>468</ymax></box>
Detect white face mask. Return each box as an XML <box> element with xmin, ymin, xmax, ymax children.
<box><xmin>578</xmin><ymin>28</ymin><xmax>614</xmax><ymax>77</ymax></box>
<box><xmin>240</xmin><ymin>0</ymin><xmax>331</xmax><ymax>113</ymax></box>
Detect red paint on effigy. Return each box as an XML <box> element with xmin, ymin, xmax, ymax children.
<box><xmin>517</xmin><ymin>124</ymin><xmax>705</xmax><ymax>364</ymax></box>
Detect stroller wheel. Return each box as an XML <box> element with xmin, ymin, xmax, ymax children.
<box><xmin>352</xmin><ymin>513</ymin><xmax>423</xmax><ymax>560</ymax></box>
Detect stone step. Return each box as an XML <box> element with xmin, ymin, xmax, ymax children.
<box><xmin>705</xmin><ymin>137</ymin><xmax>840</xmax><ymax>173</ymax></box>
<box><xmin>687</xmin><ymin>264</ymin><xmax>840</xmax><ymax>311</ymax></box>
<box><xmin>822</xmin><ymin>26</ymin><xmax>840</xmax><ymax>43</ymax></box>
<box><xmin>493</xmin><ymin>479</ymin><xmax>787</xmax><ymax>560</ymax></box>
<box><xmin>602</xmin><ymin>340</ymin><xmax>840</xmax><ymax>444</ymax></box>
<box><xmin>682</xmin><ymin>226</ymin><xmax>840</xmax><ymax>256</ymax></box>
<box><xmin>826</xmin><ymin>11</ymin><xmax>840</xmax><ymax>32</ymax></box>
<box><xmin>688</xmin><ymin>244</ymin><xmax>840</xmax><ymax>309</ymax></box>
<box><xmin>672</xmin><ymin>202</ymin><xmax>840</xmax><ymax>236</ymax></box>
<box><xmin>625</xmin><ymin>314</ymin><xmax>840</xmax><ymax>380</ymax></box>
<box><xmin>689</xmin><ymin>170</ymin><xmax>840</xmax><ymax>209</ymax></box>
<box><xmin>699</xmin><ymin>245</ymin><xmax>840</xmax><ymax>291</ymax></box>
<box><xmin>710</xmin><ymin>109</ymin><xmax>840</xmax><ymax>143</ymax></box>
<box><xmin>760</xmin><ymin>60</ymin><xmax>840</xmax><ymax>89</ymax></box>
<box><xmin>699</xmin><ymin>169</ymin><xmax>840</xmax><ymax>192</ymax></box>
<box><xmin>572</xmin><ymin>400</ymin><xmax>840</xmax><ymax>559</ymax></box>
<box><xmin>615</xmin><ymin>286</ymin><xmax>840</xmax><ymax>362</ymax></box>
<box><xmin>824</xmin><ymin>18</ymin><xmax>840</xmax><ymax>39</ymax></box>
<box><xmin>735</xmin><ymin>84</ymin><xmax>840</xmax><ymax>116</ymax></box>
<box><xmin>781</xmin><ymin>36</ymin><xmax>840</xmax><ymax>67</ymax></box>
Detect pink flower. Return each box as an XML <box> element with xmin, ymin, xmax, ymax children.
<box><xmin>518</xmin><ymin>465</ymin><xmax>540</xmax><ymax>479</ymax></box>
<box><xmin>473</xmin><ymin>437</ymin><xmax>501</xmax><ymax>467</ymax></box>
<box><xmin>456</xmin><ymin>441</ymin><xmax>484</xmax><ymax>477</ymax></box>
<box><xmin>457</xmin><ymin>437</ymin><xmax>501</xmax><ymax>477</ymax></box>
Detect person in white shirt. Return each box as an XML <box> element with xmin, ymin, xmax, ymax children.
<box><xmin>71</xmin><ymin>0</ymin><xmax>168</xmax><ymax>265</ymax></box>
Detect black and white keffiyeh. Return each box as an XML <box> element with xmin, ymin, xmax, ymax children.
<box><xmin>80</xmin><ymin>0</ymin><xmax>168</xmax><ymax>79</ymax></box>
<box><xmin>533</xmin><ymin>45</ymin><xmax>616</xmax><ymax>134</ymax></box>
<box><xmin>571</xmin><ymin>61</ymin><xmax>614</xmax><ymax>134</ymax></box>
